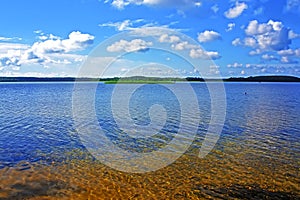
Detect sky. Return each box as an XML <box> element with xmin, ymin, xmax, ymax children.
<box><xmin>0</xmin><ymin>0</ymin><xmax>300</xmax><ymax>77</ymax></box>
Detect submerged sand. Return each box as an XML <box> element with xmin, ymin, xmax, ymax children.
<box><xmin>0</xmin><ymin>146</ymin><xmax>299</xmax><ymax>200</ymax></box>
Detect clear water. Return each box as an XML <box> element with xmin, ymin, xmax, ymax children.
<box><xmin>0</xmin><ymin>82</ymin><xmax>299</xmax><ymax>199</ymax></box>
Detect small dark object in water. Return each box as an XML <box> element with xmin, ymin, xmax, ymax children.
<box><xmin>244</xmin><ymin>92</ymin><xmax>247</xmax><ymax>95</ymax></box>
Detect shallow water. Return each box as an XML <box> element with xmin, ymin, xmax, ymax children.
<box><xmin>0</xmin><ymin>82</ymin><xmax>299</xmax><ymax>199</ymax></box>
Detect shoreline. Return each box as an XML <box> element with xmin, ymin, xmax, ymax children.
<box><xmin>0</xmin><ymin>75</ymin><xmax>299</xmax><ymax>83</ymax></box>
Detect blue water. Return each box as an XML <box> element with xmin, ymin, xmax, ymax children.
<box><xmin>0</xmin><ymin>82</ymin><xmax>299</xmax><ymax>170</ymax></box>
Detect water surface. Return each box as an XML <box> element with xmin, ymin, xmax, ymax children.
<box><xmin>0</xmin><ymin>82</ymin><xmax>299</xmax><ymax>199</ymax></box>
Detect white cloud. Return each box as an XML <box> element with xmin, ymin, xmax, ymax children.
<box><xmin>111</xmin><ymin>0</ymin><xmax>129</xmax><ymax>9</ymax></box>
<box><xmin>107</xmin><ymin>0</ymin><xmax>203</xmax><ymax>9</ymax></box>
<box><xmin>107</xmin><ymin>39</ymin><xmax>153</xmax><ymax>52</ymax></box>
<box><xmin>34</xmin><ymin>30</ymin><xmax>61</xmax><ymax>41</ymax></box>
<box><xmin>238</xmin><ymin>20</ymin><xmax>297</xmax><ymax>63</ymax></box>
<box><xmin>276</xmin><ymin>48</ymin><xmax>300</xmax><ymax>63</ymax></box>
<box><xmin>34</xmin><ymin>30</ymin><xmax>43</xmax><ymax>34</ymax></box>
<box><xmin>232</xmin><ymin>38</ymin><xmax>242</xmax><ymax>46</ymax></box>
<box><xmin>41</xmin><ymin>34</ymin><xmax>60</xmax><ymax>41</ymax></box>
<box><xmin>0</xmin><ymin>43</ymin><xmax>29</xmax><ymax>67</ymax></box>
<box><xmin>209</xmin><ymin>65</ymin><xmax>220</xmax><ymax>75</ymax></box>
<box><xmin>249</xmin><ymin>49</ymin><xmax>262</xmax><ymax>55</ymax></box>
<box><xmin>117</xmin><ymin>20</ymin><xmax>131</xmax><ymax>31</ymax></box>
<box><xmin>224</xmin><ymin>1</ymin><xmax>248</xmax><ymax>19</ymax></box>
<box><xmin>0</xmin><ymin>43</ymin><xmax>29</xmax><ymax>54</ymax></box>
<box><xmin>0</xmin><ymin>31</ymin><xmax>92</xmax><ymax>69</ymax></box>
<box><xmin>226</xmin><ymin>23</ymin><xmax>235</xmax><ymax>32</ymax></box>
<box><xmin>295</xmin><ymin>49</ymin><xmax>300</xmax><ymax>57</ymax></box>
<box><xmin>286</xmin><ymin>0</ymin><xmax>300</xmax><ymax>12</ymax></box>
<box><xmin>253</xmin><ymin>6</ymin><xmax>264</xmax><ymax>15</ymax></box>
<box><xmin>31</xmin><ymin>31</ymin><xmax>94</xmax><ymax>54</ymax></box>
<box><xmin>189</xmin><ymin>48</ymin><xmax>220</xmax><ymax>60</ymax></box>
<box><xmin>280</xmin><ymin>56</ymin><xmax>297</xmax><ymax>64</ymax></box>
<box><xmin>197</xmin><ymin>30</ymin><xmax>221</xmax><ymax>43</ymax></box>
<box><xmin>245</xmin><ymin>20</ymin><xmax>272</xmax><ymax>35</ymax></box>
<box><xmin>157</xmin><ymin>33</ymin><xmax>206</xmax><ymax>53</ymax></box>
<box><xmin>244</xmin><ymin>37</ymin><xmax>257</xmax><ymax>47</ymax></box>
<box><xmin>128</xmin><ymin>26</ymin><xmax>187</xmax><ymax>38</ymax></box>
<box><xmin>261</xmin><ymin>54</ymin><xmax>278</xmax><ymax>61</ymax></box>
<box><xmin>171</xmin><ymin>41</ymin><xmax>198</xmax><ymax>50</ymax></box>
<box><xmin>0</xmin><ymin>57</ymin><xmax>19</xmax><ymax>67</ymax></box>
<box><xmin>0</xmin><ymin>36</ymin><xmax>22</xmax><ymax>42</ymax></box>
<box><xmin>288</xmin><ymin>30</ymin><xmax>300</xmax><ymax>39</ymax></box>
<box><xmin>62</xmin><ymin>31</ymin><xmax>94</xmax><ymax>52</ymax></box>
<box><xmin>211</xmin><ymin>4</ymin><xmax>219</xmax><ymax>13</ymax></box>
<box><xmin>99</xmin><ymin>19</ymin><xmax>146</xmax><ymax>31</ymax></box>
<box><xmin>194</xmin><ymin>2</ymin><xmax>202</xmax><ymax>7</ymax></box>
<box><xmin>227</xmin><ymin>62</ymin><xmax>243</xmax><ymax>68</ymax></box>
<box><xmin>241</xmin><ymin>63</ymin><xmax>300</xmax><ymax>76</ymax></box>
<box><xmin>244</xmin><ymin>20</ymin><xmax>291</xmax><ymax>52</ymax></box>
<box><xmin>99</xmin><ymin>19</ymin><xmax>182</xmax><ymax>35</ymax></box>
<box><xmin>38</xmin><ymin>35</ymin><xmax>48</xmax><ymax>40</ymax></box>
<box><xmin>277</xmin><ymin>49</ymin><xmax>294</xmax><ymax>56</ymax></box>
<box><xmin>0</xmin><ymin>70</ymin><xmax>75</xmax><ymax>78</ymax></box>
<box><xmin>159</xmin><ymin>34</ymin><xmax>180</xmax><ymax>43</ymax></box>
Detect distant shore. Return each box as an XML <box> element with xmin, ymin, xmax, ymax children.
<box><xmin>0</xmin><ymin>75</ymin><xmax>299</xmax><ymax>83</ymax></box>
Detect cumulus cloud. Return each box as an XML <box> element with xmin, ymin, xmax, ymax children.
<box><xmin>208</xmin><ymin>65</ymin><xmax>220</xmax><ymax>75</ymax></box>
<box><xmin>238</xmin><ymin>18</ymin><xmax>300</xmax><ymax>64</ymax></box>
<box><xmin>277</xmin><ymin>48</ymin><xmax>300</xmax><ymax>63</ymax></box>
<box><xmin>189</xmin><ymin>48</ymin><xmax>221</xmax><ymax>60</ymax></box>
<box><xmin>226</xmin><ymin>23</ymin><xmax>235</xmax><ymax>32</ymax></box>
<box><xmin>288</xmin><ymin>30</ymin><xmax>300</xmax><ymax>39</ymax></box>
<box><xmin>62</xmin><ymin>31</ymin><xmax>94</xmax><ymax>51</ymax></box>
<box><xmin>156</xmin><ymin>33</ymin><xmax>220</xmax><ymax>59</ymax></box>
<box><xmin>38</xmin><ymin>33</ymin><xmax>60</xmax><ymax>41</ymax></box>
<box><xmin>281</xmin><ymin>56</ymin><xmax>298</xmax><ymax>64</ymax></box>
<box><xmin>171</xmin><ymin>41</ymin><xmax>198</xmax><ymax>50</ymax></box>
<box><xmin>277</xmin><ymin>49</ymin><xmax>294</xmax><ymax>56</ymax></box>
<box><xmin>232</xmin><ymin>38</ymin><xmax>242</xmax><ymax>46</ymax></box>
<box><xmin>0</xmin><ymin>43</ymin><xmax>29</xmax><ymax>54</ymax></box>
<box><xmin>159</xmin><ymin>34</ymin><xmax>180</xmax><ymax>43</ymax></box>
<box><xmin>244</xmin><ymin>37</ymin><xmax>257</xmax><ymax>47</ymax></box>
<box><xmin>0</xmin><ymin>57</ymin><xmax>19</xmax><ymax>67</ymax></box>
<box><xmin>242</xmin><ymin>63</ymin><xmax>300</xmax><ymax>76</ymax></box>
<box><xmin>0</xmin><ymin>31</ymin><xmax>93</xmax><ymax>68</ymax></box>
<box><xmin>0</xmin><ymin>43</ymin><xmax>29</xmax><ymax>67</ymax></box>
<box><xmin>261</xmin><ymin>54</ymin><xmax>278</xmax><ymax>61</ymax></box>
<box><xmin>286</xmin><ymin>0</ymin><xmax>300</xmax><ymax>12</ymax></box>
<box><xmin>32</xmin><ymin>31</ymin><xmax>94</xmax><ymax>54</ymax></box>
<box><xmin>245</xmin><ymin>20</ymin><xmax>274</xmax><ymax>35</ymax></box>
<box><xmin>249</xmin><ymin>49</ymin><xmax>262</xmax><ymax>55</ymax></box>
<box><xmin>224</xmin><ymin>1</ymin><xmax>248</xmax><ymax>19</ymax></box>
<box><xmin>105</xmin><ymin>0</ymin><xmax>203</xmax><ymax>10</ymax></box>
<box><xmin>227</xmin><ymin>62</ymin><xmax>243</xmax><ymax>68</ymax></box>
<box><xmin>244</xmin><ymin>20</ymin><xmax>291</xmax><ymax>52</ymax></box>
<box><xmin>197</xmin><ymin>30</ymin><xmax>221</xmax><ymax>43</ymax></box>
<box><xmin>157</xmin><ymin>32</ymin><xmax>221</xmax><ymax>61</ymax></box>
<box><xmin>107</xmin><ymin>39</ymin><xmax>153</xmax><ymax>52</ymax></box>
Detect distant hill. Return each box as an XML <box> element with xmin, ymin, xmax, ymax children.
<box><xmin>0</xmin><ymin>75</ymin><xmax>299</xmax><ymax>82</ymax></box>
<box><xmin>224</xmin><ymin>76</ymin><xmax>300</xmax><ymax>82</ymax></box>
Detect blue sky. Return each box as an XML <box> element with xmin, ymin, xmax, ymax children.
<box><xmin>0</xmin><ymin>0</ymin><xmax>299</xmax><ymax>77</ymax></box>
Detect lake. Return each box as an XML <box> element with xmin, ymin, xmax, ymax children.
<box><xmin>0</xmin><ymin>82</ymin><xmax>299</xmax><ymax>199</ymax></box>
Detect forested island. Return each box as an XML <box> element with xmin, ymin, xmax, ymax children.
<box><xmin>0</xmin><ymin>75</ymin><xmax>299</xmax><ymax>83</ymax></box>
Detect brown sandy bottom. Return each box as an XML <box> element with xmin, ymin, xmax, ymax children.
<box><xmin>0</xmin><ymin>148</ymin><xmax>299</xmax><ymax>200</ymax></box>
